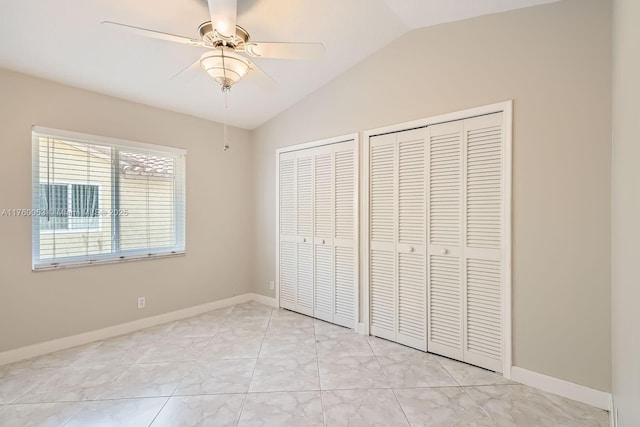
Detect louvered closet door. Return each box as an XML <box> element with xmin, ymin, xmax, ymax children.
<box><xmin>279</xmin><ymin>151</ymin><xmax>297</xmax><ymax>311</ymax></box>
<box><xmin>396</xmin><ymin>129</ymin><xmax>427</xmax><ymax>350</ymax></box>
<box><xmin>296</xmin><ymin>150</ymin><xmax>314</xmax><ymax>316</ymax></box>
<box><xmin>462</xmin><ymin>113</ymin><xmax>504</xmax><ymax>372</ymax></box>
<box><xmin>279</xmin><ymin>139</ymin><xmax>358</xmax><ymax>328</ymax></box>
<box><xmin>333</xmin><ymin>140</ymin><xmax>356</xmax><ymax>328</ymax></box>
<box><xmin>426</xmin><ymin>120</ymin><xmax>465</xmax><ymax>361</ymax></box>
<box><xmin>313</xmin><ymin>145</ymin><xmax>334</xmax><ymax>323</ymax></box>
<box><xmin>369</xmin><ymin>133</ymin><xmax>397</xmax><ymax>342</ymax></box>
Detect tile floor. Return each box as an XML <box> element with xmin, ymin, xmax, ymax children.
<box><xmin>0</xmin><ymin>301</ymin><xmax>609</xmax><ymax>426</ymax></box>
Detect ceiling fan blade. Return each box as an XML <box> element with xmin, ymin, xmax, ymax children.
<box><xmin>170</xmin><ymin>58</ymin><xmax>202</xmax><ymax>81</ymax></box>
<box><xmin>207</xmin><ymin>0</ymin><xmax>237</xmax><ymax>38</ymax></box>
<box><xmin>244</xmin><ymin>58</ymin><xmax>279</xmax><ymax>91</ymax></box>
<box><xmin>244</xmin><ymin>42</ymin><xmax>325</xmax><ymax>60</ymax></box>
<box><xmin>102</xmin><ymin>21</ymin><xmax>204</xmax><ymax>46</ymax></box>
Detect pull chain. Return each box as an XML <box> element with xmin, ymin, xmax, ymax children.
<box><xmin>222</xmin><ymin>86</ymin><xmax>230</xmax><ymax>151</ymax></box>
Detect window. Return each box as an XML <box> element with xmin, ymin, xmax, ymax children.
<box><xmin>32</xmin><ymin>126</ymin><xmax>186</xmax><ymax>270</ymax></box>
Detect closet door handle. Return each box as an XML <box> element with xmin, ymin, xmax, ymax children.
<box><xmin>322</xmin><ymin>239</ymin><xmax>326</xmax><ymax>244</ymax></box>
<box><xmin>440</xmin><ymin>248</ymin><xmax>448</xmax><ymax>255</ymax></box>
<box><xmin>302</xmin><ymin>237</ymin><xmax>307</xmax><ymax>243</ymax></box>
<box><xmin>409</xmin><ymin>246</ymin><xmax>414</xmax><ymax>253</ymax></box>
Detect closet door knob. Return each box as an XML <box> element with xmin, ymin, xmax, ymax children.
<box><xmin>440</xmin><ymin>248</ymin><xmax>448</xmax><ymax>255</ymax></box>
<box><xmin>409</xmin><ymin>246</ymin><xmax>414</xmax><ymax>253</ymax></box>
<box><xmin>322</xmin><ymin>239</ymin><xmax>326</xmax><ymax>244</ymax></box>
<box><xmin>302</xmin><ymin>237</ymin><xmax>307</xmax><ymax>243</ymax></box>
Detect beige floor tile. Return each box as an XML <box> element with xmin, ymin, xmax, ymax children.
<box><xmin>0</xmin><ymin>366</ymin><xmax>58</xmax><ymax>404</ymax></box>
<box><xmin>175</xmin><ymin>359</ymin><xmax>256</xmax><ymax>395</ymax></box>
<box><xmin>200</xmin><ymin>334</ymin><xmax>264</xmax><ymax>360</ymax></box>
<box><xmin>377</xmin><ymin>352</ymin><xmax>458</xmax><ymax>388</ymax></box>
<box><xmin>322</xmin><ymin>388</ymin><xmax>409</xmax><ymax>427</ymax></box>
<box><xmin>164</xmin><ymin>317</ymin><xmax>224</xmax><ymax>337</ymax></box>
<box><xmin>259</xmin><ymin>334</ymin><xmax>317</xmax><ymax>359</ymax></box>
<box><xmin>318</xmin><ymin>356</ymin><xmax>389</xmax><ymax>390</ymax></box>
<box><xmin>394</xmin><ymin>387</ymin><xmax>495</xmax><ymax>426</ymax></box>
<box><xmin>16</xmin><ymin>364</ymin><xmax>127</xmax><ymax>403</ymax></box>
<box><xmin>15</xmin><ymin>343</ymin><xmax>101</xmax><ymax>369</ymax></box>
<box><xmin>238</xmin><ymin>391</ymin><xmax>323</xmax><ymax>427</ymax></box>
<box><xmin>65</xmin><ymin>397</ymin><xmax>167</xmax><ymax>426</ymax></box>
<box><xmin>316</xmin><ymin>333</ymin><xmax>374</xmax><ymax>358</ymax></box>
<box><xmin>98</xmin><ymin>362</ymin><xmax>193</xmax><ymax>399</ymax></box>
<box><xmin>216</xmin><ymin>318</ymin><xmax>270</xmax><ymax>336</ymax></box>
<box><xmin>266</xmin><ymin>317</ymin><xmax>315</xmax><ymax>336</ymax></box>
<box><xmin>0</xmin><ymin>402</ymin><xmax>83</xmax><ymax>427</ymax></box>
<box><xmin>249</xmin><ymin>357</ymin><xmax>320</xmax><ymax>392</ymax></box>
<box><xmin>366</xmin><ymin>336</ymin><xmax>419</xmax><ymax>356</ymax></box>
<box><xmin>71</xmin><ymin>337</ymin><xmax>148</xmax><ymax>368</ymax></box>
<box><xmin>151</xmin><ymin>394</ymin><xmax>245</xmax><ymax>427</ymax></box>
<box><xmin>271</xmin><ymin>308</ymin><xmax>312</xmax><ymax>321</ymax></box>
<box><xmin>136</xmin><ymin>336</ymin><xmax>211</xmax><ymax>363</ymax></box>
<box><xmin>435</xmin><ymin>355</ymin><xmax>514</xmax><ymax>386</ymax></box>
<box><xmin>313</xmin><ymin>319</ymin><xmax>354</xmax><ymax>336</ymax></box>
<box><xmin>125</xmin><ymin>321</ymin><xmax>180</xmax><ymax>344</ymax></box>
<box><xmin>465</xmin><ymin>384</ymin><xmax>608</xmax><ymax>427</ymax></box>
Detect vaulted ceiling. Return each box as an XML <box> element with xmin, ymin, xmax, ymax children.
<box><xmin>0</xmin><ymin>0</ymin><xmax>557</xmax><ymax>129</ymax></box>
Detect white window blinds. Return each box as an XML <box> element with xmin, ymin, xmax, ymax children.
<box><xmin>31</xmin><ymin>126</ymin><xmax>186</xmax><ymax>270</ymax></box>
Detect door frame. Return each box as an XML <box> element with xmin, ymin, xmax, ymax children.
<box><xmin>275</xmin><ymin>133</ymin><xmax>360</xmax><ymax>330</ymax></box>
<box><xmin>361</xmin><ymin>101</ymin><xmax>513</xmax><ymax>378</ymax></box>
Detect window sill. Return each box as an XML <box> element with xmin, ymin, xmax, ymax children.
<box><xmin>32</xmin><ymin>250</ymin><xmax>186</xmax><ymax>271</ymax></box>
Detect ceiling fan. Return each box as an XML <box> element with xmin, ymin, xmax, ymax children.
<box><xmin>102</xmin><ymin>0</ymin><xmax>325</xmax><ymax>90</ymax></box>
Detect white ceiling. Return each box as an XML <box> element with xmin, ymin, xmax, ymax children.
<box><xmin>0</xmin><ymin>0</ymin><xmax>557</xmax><ymax>129</ymax></box>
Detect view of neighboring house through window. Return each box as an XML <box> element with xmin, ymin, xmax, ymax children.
<box><xmin>39</xmin><ymin>183</ymin><xmax>100</xmax><ymax>231</ymax></box>
<box><xmin>32</xmin><ymin>127</ymin><xmax>186</xmax><ymax>270</ymax></box>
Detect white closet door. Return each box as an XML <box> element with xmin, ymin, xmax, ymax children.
<box><xmin>313</xmin><ymin>145</ymin><xmax>334</xmax><ymax>323</ymax></box>
<box><xmin>333</xmin><ymin>140</ymin><xmax>356</xmax><ymax>328</ymax></box>
<box><xmin>296</xmin><ymin>150</ymin><xmax>314</xmax><ymax>316</ymax></box>
<box><xmin>369</xmin><ymin>129</ymin><xmax>427</xmax><ymax>350</ymax></box>
<box><xmin>427</xmin><ymin>120</ymin><xmax>464</xmax><ymax>360</ymax></box>
<box><xmin>363</xmin><ymin>111</ymin><xmax>506</xmax><ymax>371</ymax></box>
<box><xmin>369</xmin><ymin>133</ymin><xmax>396</xmax><ymax>341</ymax></box>
<box><xmin>426</xmin><ymin>113</ymin><xmax>505</xmax><ymax>372</ymax></box>
<box><xmin>396</xmin><ymin>129</ymin><xmax>427</xmax><ymax>350</ymax></box>
<box><xmin>279</xmin><ymin>151</ymin><xmax>297</xmax><ymax>311</ymax></box>
<box><xmin>279</xmin><ymin>138</ymin><xmax>358</xmax><ymax>329</ymax></box>
<box><xmin>462</xmin><ymin>113</ymin><xmax>504</xmax><ymax>372</ymax></box>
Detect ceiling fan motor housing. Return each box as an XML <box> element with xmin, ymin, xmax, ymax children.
<box><xmin>197</xmin><ymin>21</ymin><xmax>250</xmax><ymax>49</ymax></box>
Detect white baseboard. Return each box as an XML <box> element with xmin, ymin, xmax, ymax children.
<box><xmin>0</xmin><ymin>293</ymin><xmax>275</xmax><ymax>367</ymax></box>
<box><xmin>358</xmin><ymin>322</ymin><xmax>366</xmax><ymax>335</ymax></box>
<box><xmin>511</xmin><ymin>366</ymin><xmax>611</xmax><ymax>411</ymax></box>
<box><xmin>250</xmin><ymin>293</ymin><xmax>278</xmax><ymax>308</ymax></box>
<box><xmin>610</xmin><ymin>395</ymin><xmax>616</xmax><ymax>427</ymax></box>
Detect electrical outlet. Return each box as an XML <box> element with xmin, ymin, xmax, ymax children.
<box><xmin>137</xmin><ymin>297</ymin><xmax>146</xmax><ymax>309</ymax></box>
<box><xmin>269</xmin><ymin>281</ymin><xmax>275</xmax><ymax>290</ymax></box>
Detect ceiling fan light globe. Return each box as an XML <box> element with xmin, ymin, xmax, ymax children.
<box><xmin>199</xmin><ymin>50</ymin><xmax>251</xmax><ymax>88</ymax></box>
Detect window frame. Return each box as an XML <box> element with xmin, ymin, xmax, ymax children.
<box><xmin>32</xmin><ymin>126</ymin><xmax>186</xmax><ymax>271</ymax></box>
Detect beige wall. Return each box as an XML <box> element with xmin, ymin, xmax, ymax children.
<box><xmin>251</xmin><ymin>0</ymin><xmax>612</xmax><ymax>391</ymax></box>
<box><xmin>0</xmin><ymin>68</ymin><xmax>254</xmax><ymax>352</ymax></box>
<box><xmin>611</xmin><ymin>0</ymin><xmax>640</xmax><ymax>424</ymax></box>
